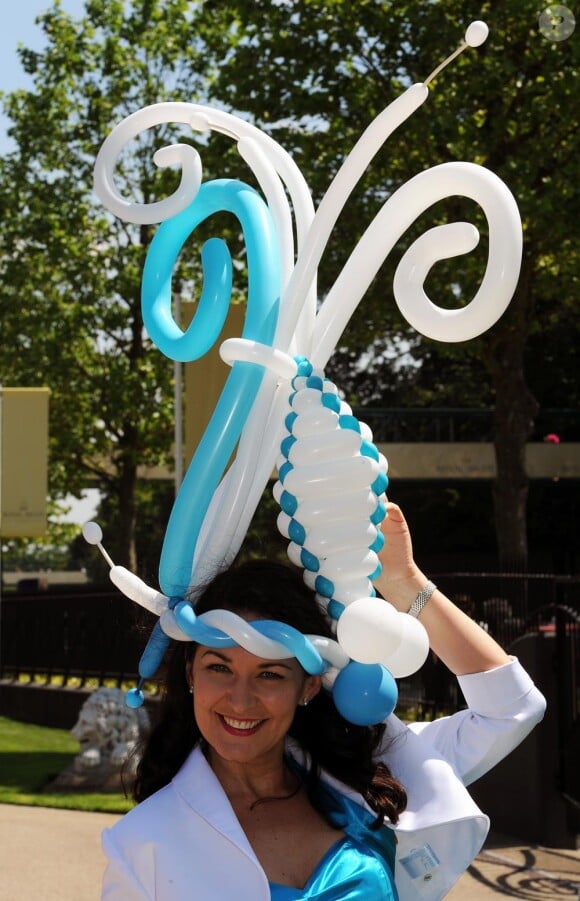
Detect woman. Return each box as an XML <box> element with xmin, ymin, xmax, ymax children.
<box><xmin>101</xmin><ymin>504</ymin><xmax>546</xmax><ymax>900</ymax></box>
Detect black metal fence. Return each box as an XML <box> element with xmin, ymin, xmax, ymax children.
<box><xmin>387</xmin><ymin>573</ymin><xmax>580</xmax><ymax>720</ymax></box>
<box><xmin>352</xmin><ymin>407</ymin><xmax>580</xmax><ymax>444</ymax></box>
<box><xmin>2</xmin><ymin>573</ymin><xmax>577</xmax><ymax>707</ymax></box>
<box><xmin>2</xmin><ymin>579</ymin><xmax>577</xmax><ymax>837</ymax></box>
<box><xmin>531</xmin><ymin>604</ymin><xmax>580</xmax><ymax>816</ymax></box>
<box><xmin>0</xmin><ymin>590</ymin><xmax>156</xmax><ymax>688</ymax></box>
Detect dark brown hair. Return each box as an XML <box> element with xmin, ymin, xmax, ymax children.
<box><xmin>134</xmin><ymin>560</ymin><xmax>407</xmax><ymax>826</ymax></box>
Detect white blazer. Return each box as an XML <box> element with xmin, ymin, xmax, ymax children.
<box><xmin>102</xmin><ymin>657</ymin><xmax>545</xmax><ymax>900</ymax></box>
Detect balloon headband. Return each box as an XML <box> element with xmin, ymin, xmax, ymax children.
<box><xmin>85</xmin><ymin>21</ymin><xmax>522</xmax><ymax>725</ymax></box>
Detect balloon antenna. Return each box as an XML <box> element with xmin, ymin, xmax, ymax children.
<box><xmin>82</xmin><ymin>521</ymin><xmax>115</xmax><ymax>568</ymax></box>
<box><xmin>423</xmin><ymin>21</ymin><xmax>489</xmax><ymax>86</ymax></box>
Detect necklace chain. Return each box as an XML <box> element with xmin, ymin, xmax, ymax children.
<box><xmin>249</xmin><ymin>774</ymin><xmax>302</xmax><ymax>811</ymax></box>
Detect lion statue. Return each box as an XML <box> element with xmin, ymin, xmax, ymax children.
<box><xmin>71</xmin><ymin>686</ymin><xmax>150</xmax><ymax>776</ymax></box>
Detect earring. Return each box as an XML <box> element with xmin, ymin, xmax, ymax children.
<box><xmin>188</xmin><ymin>685</ymin><xmax>193</xmax><ymax>694</ymax></box>
<box><xmin>301</xmin><ymin>696</ymin><xmax>309</xmax><ymax>707</ymax></box>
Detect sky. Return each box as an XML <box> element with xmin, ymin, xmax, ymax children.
<box><xmin>1</xmin><ymin>1</ymin><xmax>99</xmax><ymax>523</ymax></box>
<box><xmin>0</xmin><ymin>0</ymin><xmax>87</xmax><ymax>153</ymax></box>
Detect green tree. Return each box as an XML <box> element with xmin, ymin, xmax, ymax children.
<box><xmin>2</xmin><ymin>0</ymin><xmax>577</xmax><ymax>575</ymax></box>
<box><xmin>1</xmin><ymin>505</ymin><xmax>79</xmax><ymax>573</ymax></box>
<box><xmin>202</xmin><ymin>0</ymin><xmax>580</xmax><ymax>568</ymax></box>
<box><xmin>0</xmin><ymin>0</ymin><xmax>240</xmax><ymax>571</ymax></box>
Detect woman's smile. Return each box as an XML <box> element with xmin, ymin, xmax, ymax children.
<box><xmin>219</xmin><ymin>714</ymin><xmax>266</xmax><ymax>736</ymax></box>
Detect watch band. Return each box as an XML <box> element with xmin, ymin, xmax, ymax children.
<box><xmin>408</xmin><ymin>580</ymin><xmax>437</xmax><ymax>618</ymax></box>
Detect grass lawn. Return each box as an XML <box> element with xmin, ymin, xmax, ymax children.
<box><xmin>0</xmin><ymin>717</ymin><xmax>134</xmax><ymax>814</ymax></box>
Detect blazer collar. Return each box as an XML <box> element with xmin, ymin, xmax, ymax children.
<box><xmin>287</xmin><ymin>719</ymin><xmax>486</xmax><ymax>835</ymax></box>
<box><xmin>171</xmin><ymin>721</ymin><xmax>486</xmax><ymax>840</ymax></box>
<box><xmin>171</xmin><ymin>746</ymin><xmax>259</xmax><ymax>862</ymax></box>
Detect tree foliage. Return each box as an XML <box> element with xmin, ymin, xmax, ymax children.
<box><xmin>0</xmin><ymin>0</ymin><xmax>239</xmax><ymax>571</ymax></box>
<box><xmin>1</xmin><ymin>0</ymin><xmax>578</xmax><ymax>573</ymax></box>
<box><xmin>202</xmin><ymin>0</ymin><xmax>580</xmax><ymax>567</ymax></box>
<box><xmin>1</xmin><ymin>504</ymin><xmax>79</xmax><ymax>573</ymax></box>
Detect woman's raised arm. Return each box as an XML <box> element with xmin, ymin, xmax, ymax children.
<box><xmin>374</xmin><ymin>502</ymin><xmax>510</xmax><ymax>676</ymax></box>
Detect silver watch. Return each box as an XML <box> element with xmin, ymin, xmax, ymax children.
<box><xmin>408</xmin><ymin>580</ymin><xmax>436</xmax><ymax>618</ymax></box>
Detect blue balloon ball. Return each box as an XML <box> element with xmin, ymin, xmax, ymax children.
<box><xmin>332</xmin><ymin>662</ymin><xmax>398</xmax><ymax>726</ymax></box>
<box><xmin>125</xmin><ymin>688</ymin><xmax>145</xmax><ymax>709</ymax></box>
<box><xmin>295</xmin><ymin>357</ymin><xmax>313</xmax><ymax>378</ymax></box>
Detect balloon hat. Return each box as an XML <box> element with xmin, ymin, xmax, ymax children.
<box><xmin>85</xmin><ymin>21</ymin><xmax>521</xmax><ymax>725</ymax></box>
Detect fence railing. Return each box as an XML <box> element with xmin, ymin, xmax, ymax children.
<box><xmin>2</xmin><ymin>574</ymin><xmax>577</xmax><ymax>708</ymax></box>
<box><xmin>0</xmin><ymin>590</ymin><xmax>156</xmax><ymax>689</ymax></box>
<box><xmin>388</xmin><ymin>574</ymin><xmax>579</xmax><ymax>718</ymax></box>
<box><xmin>3</xmin><ymin>582</ymin><xmax>577</xmax><ymax>815</ymax></box>
<box><xmin>351</xmin><ymin>408</ymin><xmax>580</xmax><ymax>444</ymax></box>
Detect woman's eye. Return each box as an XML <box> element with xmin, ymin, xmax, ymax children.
<box><xmin>207</xmin><ymin>663</ymin><xmax>230</xmax><ymax>673</ymax></box>
<box><xmin>259</xmin><ymin>670</ymin><xmax>283</xmax><ymax>680</ymax></box>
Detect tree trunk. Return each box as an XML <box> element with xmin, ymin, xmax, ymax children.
<box><xmin>116</xmin><ymin>253</ymin><xmax>152</xmax><ymax>573</ymax></box>
<box><xmin>484</xmin><ymin>260</ymin><xmax>538</xmax><ymax>571</ymax></box>
<box><xmin>116</xmin><ymin>455</ymin><xmax>138</xmax><ymax>572</ymax></box>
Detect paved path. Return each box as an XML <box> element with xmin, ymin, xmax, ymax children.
<box><xmin>0</xmin><ymin>804</ymin><xmax>118</xmax><ymax>901</ymax></box>
<box><xmin>447</xmin><ymin>832</ymin><xmax>580</xmax><ymax>899</ymax></box>
<box><xmin>1</xmin><ymin>804</ymin><xmax>579</xmax><ymax>899</ymax></box>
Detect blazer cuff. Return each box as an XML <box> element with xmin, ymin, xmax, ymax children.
<box><xmin>457</xmin><ymin>656</ymin><xmax>537</xmax><ymax>717</ymax></box>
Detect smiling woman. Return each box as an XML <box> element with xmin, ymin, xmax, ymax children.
<box><xmin>101</xmin><ymin>511</ymin><xmax>546</xmax><ymax>900</ymax></box>
<box><xmin>132</xmin><ymin>559</ymin><xmax>406</xmax><ymax>834</ymax></box>
<box><xmin>190</xmin><ymin>644</ymin><xmax>319</xmax><ymax>769</ymax></box>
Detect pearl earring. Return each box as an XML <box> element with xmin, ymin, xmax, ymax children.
<box><xmin>302</xmin><ymin>696</ymin><xmax>309</xmax><ymax>707</ymax></box>
<box><xmin>188</xmin><ymin>685</ymin><xmax>193</xmax><ymax>694</ymax></box>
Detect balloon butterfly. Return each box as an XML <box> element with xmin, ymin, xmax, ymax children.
<box><xmin>85</xmin><ymin>21</ymin><xmax>522</xmax><ymax>725</ymax></box>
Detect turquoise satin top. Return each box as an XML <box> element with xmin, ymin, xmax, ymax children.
<box><xmin>269</xmin><ymin>776</ymin><xmax>397</xmax><ymax>900</ymax></box>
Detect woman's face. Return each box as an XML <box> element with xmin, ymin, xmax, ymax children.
<box><xmin>189</xmin><ymin>639</ymin><xmax>320</xmax><ymax>770</ymax></box>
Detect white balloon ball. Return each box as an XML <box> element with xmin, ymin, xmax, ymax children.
<box><xmin>319</xmin><ymin>549</ymin><xmax>378</xmax><ymax>583</ymax></box>
<box><xmin>289</xmin><ymin>428</ymin><xmax>361</xmax><ymax>467</ymax></box>
<box><xmin>332</xmin><ymin>579</ymin><xmax>373</xmax><ymax>606</ymax></box>
<box><xmin>465</xmin><ymin>20</ymin><xmax>489</xmax><ymax>47</ymax></box>
<box><xmin>337</xmin><ymin>597</ymin><xmax>404</xmax><ymax>663</ymax></box>
<box><xmin>82</xmin><ymin>521</ymin><xmax>103</xmax><ymax>545</ymax></box>
<box><xmin>383</xmin><ymin>614</ymin><xmax>430</xmax><ymax>678</ymax></box>
<box><xmin>305</xmin><ymin>521</ymin><xmax>377</xmax><ymax>556</ymax></box>
<box><xmin>291</xmin><ymin>387</ymin><xmax>325</xmax><ymax>414</ymax></box>
<box><xmin>359</xmin><ymin>421</ymin><xmax>373</xmax><ymax>442</ymax></box>
<box><xmin>291</xmin><ymin>376</ymin><xmax>309</xmax><ymax>392</ymax></box>
<box><xmin>287</xmin><ymin>542</ymin><xmax>304</xmax><ymax>568</ymax></box>
<box><xmin>303</xmin><ymin>569</ymin><xmax>317</xmax><ymax>591</ymax></box>
<box><xmin>291</xmin><ymin>407</ymin><xmax>338</xmax><ymax>438</ymax></box>
<box><xmin>276</xmin><ymin>511</ymin><xmax>292</xmax><ymax>540</ymax></box>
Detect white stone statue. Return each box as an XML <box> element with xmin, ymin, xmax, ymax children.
<box><xmin>71</xmin><ymin>686</ymin><xmax>150</xmax><ymax>777</ymax></box>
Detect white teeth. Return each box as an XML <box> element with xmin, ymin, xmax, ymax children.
<box><xmin>222</xmin><ymin>716</ymin><xmax>263</xmax><ymax>730</ymax></box>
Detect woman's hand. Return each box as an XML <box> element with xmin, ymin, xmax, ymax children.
<box><xmin>374</xmin><ymin>502</ymin><xmax>428</xmax><ymax>613</ymax></box>
<box><xmin>374</xmin><ymin>502</ymin><xmax>510</xmax><ymax>676</ymax></box>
